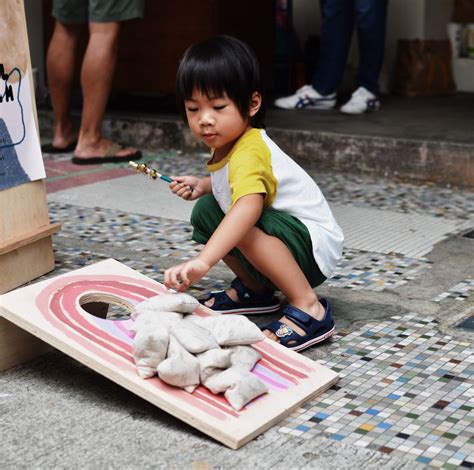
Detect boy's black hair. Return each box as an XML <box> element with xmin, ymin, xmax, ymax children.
<box><xmin>176</xmin><ymin>35</ymin><xmax>266</xmax><ymax>128</ymax></box>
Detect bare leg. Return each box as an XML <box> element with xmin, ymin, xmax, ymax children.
<box><xmin>204</xmin><ymin>254</ymin><xmax>269</xmax><ymax>308</ymax></box>
<box><xmin>74</xmin><ymin>21</ymin><xmax>138</xmax><ymax>160</ymax></box>
<box><xmin>208</xmin><ymin>226</ymin><xmax>326</xmax><ymax>342</ymax></box>
<box><xmin>46</xmin><ymin>21</ymin><xmax>82</xmax><ymax>149</ymax></box>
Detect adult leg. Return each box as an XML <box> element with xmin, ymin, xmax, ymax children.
<box><xmin>354</xmin><ymin>0</ymin><xmax>388</xmax><ymax>95</ymax></box>
<box><xmin>46</xmin><ymin>21</ymin><xmax>83</xmax><ymax>149</ymax></box>
<box><xmin>74</xmin><ymin>21</ymin><xmax>138</xmax><ymax>160</ymax></box>
<box><xmin>313</xmin><ymin>0</ymin><xmax>355</xmax><ymax>95</ymax></box>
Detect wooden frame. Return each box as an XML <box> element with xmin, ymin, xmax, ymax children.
<box><xmin>0</xmin><ymin>259</ymin><xmax>339</xmax><ymax>449</ymax></box>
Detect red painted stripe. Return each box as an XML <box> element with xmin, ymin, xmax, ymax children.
<box><xmin>45</xmin><ymin>168</ymin><xmax>130</xmax><ymax>193</ymax></box>
<box><xmin>37</xmin><ymin>275</ymin><xmax>232</xmax><ymax>420</ymax></box>
<box><xmin>53</xmin><ymin>289</ymin><xmax>132</xmax><ymax>361</ymax></box>
<box><xmin>255</xmin><ymin>347</ymin><xmax>309</xmax><ymax>379</ymax></box>
<box><xmin>192</xmin><ymin>388</ymin><xmax>240</xmax><ymax>417</ymax></box>
<box><xmin>254</xmin><ymin>340</ymin><xmax>315</xmax><ymax>373</ymax></box>
<box><xmin>258</xmin><ymin>358</ymin><xmax>299</xmax><ymax>384</ymax></box>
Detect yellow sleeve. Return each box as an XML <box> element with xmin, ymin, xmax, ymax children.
<box><xmin>228</xmin><ymin>139</ymin><xmax>277</xmax><ymax>207</ymax></box>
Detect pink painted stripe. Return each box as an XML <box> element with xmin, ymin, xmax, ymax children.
<box><xmin>258</xmin><ymin>352</ymin><xmax>307</xmax><ymax>380</ymax></box>
<box><xmin>113</xmin><ymin>318</ymin><xmax>135</xmax><ymax>339</ymax></box>
<box><xmin>36</xmin><ymin>276</ymin><xmax>230</xmax><ymax>421</ymax></box>
<box><xmin>45</xmin><ymin>168</ymin><xmax>130</xmax><ymax>193</ymax></box>
<box><xmin>39</xmin><ymin>285</ymin><xmax>136</xmax><ymax>371</ymax></box>
<box><xmin>252</xmin><ymin>341</ymin><xmax>314</xmax><ymax>372</ymax></box>
<box><xmin>90</xmin><ymin>316</ymin><xmax>134</xmax><ymax>344</ymax></box>
<box><xmin>61</xmin><ymin>284</ymin><xmax>134</xmax><ymax>355</ymax></box>
<box><xmin>192</xmin><ymin>388</ymin><xmax>240</xmax><ymax>417</ymax></box>
<box><xmin>258</xmin><ymin>358</ymin><xmax>299</xmax><ymax>384</ymax></box>
<box><xmin>253</xmin><ymin>363</ymin><xmax>293</xmax><ymax>388</ymax></box>
<box><xmin>252</xmin><ymin>369</ymin><xmax>288</xmax><ymax>390</ymax></box>
<box><xmin>53</xmin><ymin>289</ymin><xmax>132</xmax><ymax>361</ymax></box>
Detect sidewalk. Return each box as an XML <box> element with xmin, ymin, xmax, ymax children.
<box><xmin>1</xmin><ymin>114</ymin><xmax>473</xmax><ymax>467</ymax></box>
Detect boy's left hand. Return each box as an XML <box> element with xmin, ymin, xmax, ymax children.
<box><xmin>164</xmin><ymin>257</ymin><xmax>211</xmax><ymax>292</ymax></box>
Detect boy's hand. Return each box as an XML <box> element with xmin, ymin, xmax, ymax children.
<box><xmin>164</xmin><ymin>257</ymin><xmax>211</xmax><ymax>292</ymax></box>
<box><xmin>169</xmin><ymin>175</ymin><xmax>203</xmax><ymax>200</ymax></box>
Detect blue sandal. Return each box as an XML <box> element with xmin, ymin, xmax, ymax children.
<box><xmin>262</xmin><ymin>298</ymin><xmax>335</xmax><ymax>351</ymax></box>
<box><xmin>199</xmin><ymin>277</ymin><xmax>280</xmax><ymax>315</ymax></box>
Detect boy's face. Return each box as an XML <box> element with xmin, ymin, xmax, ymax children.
<box><xmin>184</xmin><ymin>89</ymin><xmax>251</xmax><ymax>159</ymax></box>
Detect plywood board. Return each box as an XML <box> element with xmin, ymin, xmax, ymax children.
<box><xmin>0</xmin><ymin>317</ymin><xmax>51</xmax><ymax>370</ymax></box>
<box><xmin>0</xmin><ymin>0</ymin><xmax>58</xmax><ymax>293</ymax></box>
<box><xmin>0</xmin><ymin>259</ymin><xmax>338</xmax><ymax>449</ymax></box>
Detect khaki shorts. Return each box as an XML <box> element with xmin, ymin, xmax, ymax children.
<box><xmin>52</xmin><ymin>0</ymin><xmax>144</xmax><ymax>24</ymax></box>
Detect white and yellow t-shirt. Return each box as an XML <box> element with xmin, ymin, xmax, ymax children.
<box><xmin>207</xmin><ymin>128</ymin><xmax>344</xmax><ymax>278</ymax></box>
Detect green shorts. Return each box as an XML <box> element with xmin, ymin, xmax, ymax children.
<box><xmin>191</xmin><ymin>194</ymin><xmax>326</xmax><ymax>291</ymax></box>
<box><xmin>52</xmin><ymin>0</ymin><xmax>145</xmax><ymax>24</ymax></box>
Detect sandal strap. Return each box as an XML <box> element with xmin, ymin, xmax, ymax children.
<box><xmin>199</xmin><ymin>290</ymin><xmax>237</xmax><ymax>310</ymax></box>
<box><xmin>282</xmin><ymin>305</ymin><xmax>315</xmax><ymax>332</ymax></box>
<box><xmin>230</xmin><ymin>277</ymin><xmax>275</xmax><ymax>303</ymax></box>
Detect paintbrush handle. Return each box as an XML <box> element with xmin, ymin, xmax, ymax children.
<box><xmin>159</xmin><ymin>174</ymin><xmax>173</xmax><ymax>183</ymax></box>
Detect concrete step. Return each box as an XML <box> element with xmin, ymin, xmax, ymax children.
<box><xmin>38</xmin><ymin>94</ymin><xmax>474</xmax><ymax>188</ymax></box>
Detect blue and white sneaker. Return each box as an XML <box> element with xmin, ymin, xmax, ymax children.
<box><xmin>274</xmin><ymin>85</ymin><xmax>336</xmax><ymax>110</ymax></box>
<box><xmin>340</xmin><ymin>86</ymin><xmax>380</xmax><ymax>114</ymax></box>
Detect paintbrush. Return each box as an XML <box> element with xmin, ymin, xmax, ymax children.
<box><xmin>129</xmin><ymin>161</ymin><xmax>174</xmax><ymax>183</ymax></box>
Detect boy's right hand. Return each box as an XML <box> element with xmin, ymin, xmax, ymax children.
<box><xmin>169</xmin><ymin>175</ymin><xmax>205</xmax><ymax>201</ymax></box>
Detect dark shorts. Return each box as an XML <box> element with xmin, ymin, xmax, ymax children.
<box><xmin>191</xmin><ymin>194</ymin><xmax>326</xmax><ymax>291</ymax></box>
<box><xmin>52</xmin><ymin>0</ymin><xmax>145</xmax><ymax>24</ymax></box>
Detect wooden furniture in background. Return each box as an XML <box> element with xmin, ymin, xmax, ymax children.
<box><xmin>0</xmin><ymin>0</ymin><xmax>59</xmax><ymax>368</ymax></box>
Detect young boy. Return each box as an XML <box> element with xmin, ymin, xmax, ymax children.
<box><xmin>164</xmin><ymin>36</ymin><xmax>344</xmax><ymax>351</ymax></box>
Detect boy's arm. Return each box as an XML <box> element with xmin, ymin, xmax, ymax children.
<box><xmin>198</xmin><ymin>193</ymin><xmax>264</xmax><ymax>266</ymax></box>
<box><xmin>170</xmin><ymin>175</ymin><xmax>211</xmax><ymax>200</ymax></box>
<box><xmin>163</xmin><ymin>193</ymin><xmax>264</xmax><ymax>290</ymax></box>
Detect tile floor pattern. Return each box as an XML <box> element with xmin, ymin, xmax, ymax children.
<box><xmin>432</xmin><ymin>279</ymin><xmax>474</xmax><ymax>303</ymax></box>
<box><xmin>326</xmin><ymin>248</ymin><xmax>432</xmax><ymax>292</ymax></box>
<box><xmin>47</xmin><ymin>245</ymin><xmax>227</xmax><ymax>299</ymax></box>
<box><xmin>48</xmin><ymin>203</ymin><xmax>433</xmax><ymax>292</ymax></box>
<box><xmin>278</xmin><ymin>314</ymin><xmax>474</xmax><ymax>468</ymax></box>
<box><xmin>43</xmin><ymin>151</ymin><xmax>474</xmax><ymax>223</ymax></box>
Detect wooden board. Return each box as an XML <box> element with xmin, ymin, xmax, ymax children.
<box><xmin>0</xmin><ymin>259</ymin><xmax>339</xmax><ymax>449</ymax></box>
<box><xmin>0</xmin><ymin>317</ymin><xmax>51</xmax><ymax>371</ymax></box>
<box><xmin>0</xmin><ymin>0</ymin><xmax>59</xmax><ymax>294</ymax></box>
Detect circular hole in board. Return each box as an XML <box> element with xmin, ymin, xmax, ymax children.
<box><xmin>79</xmin><ymin>293</ymin><xmax>134</xmax><ymax>321</ymax></box>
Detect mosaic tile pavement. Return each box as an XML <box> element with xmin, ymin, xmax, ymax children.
<box><xmin>46</xmin><ymin>245</ymin><xmax>227</xmax><ymax>299</ymax></box>
<box><xmin>278</xmin><ymin>314</ymin><xmax>474</xmax><ymax>468</ymax></box>
<box><xmin>48</xmin><ymin>203</ymin><xmax>432</xmax><ymax>292</ymax></box>
<box><xmin>327</xmin><ymin>248</ymin><xmax>432</xmax><ymax>292</ymax></box>
<box><xmin>43</xmin><ymin>150</ymin><xmax>474</xmax><ymax>224</ymax></box>
<box><xmin>432</xmin><ymin>279</ymin><xmax>474</xmax><ymax>303</ymax></box>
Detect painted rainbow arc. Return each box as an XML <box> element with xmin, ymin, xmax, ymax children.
<box><xmin>36</xmin><ymin>274</ymin><xmax>313</xmax><ymax>418</ymax></box>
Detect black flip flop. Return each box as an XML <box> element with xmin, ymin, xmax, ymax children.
<box><xmin>41</xmin><ymin>141</ymin><xmax>77</xmax><ymax>154</ymax></box>
<box><xmin>71</xmin><ymin>144</ymin><xmax>142</xmax><ymax>165</ymax></box>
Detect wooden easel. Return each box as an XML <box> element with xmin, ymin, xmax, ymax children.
<box><xmin>0</xmin><ymin>0</ymin><xmax>60</xmax><ymax>369</ymax></box>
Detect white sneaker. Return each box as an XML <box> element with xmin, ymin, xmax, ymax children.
<box><xmin>274</xmin><ymin>85</ymin><xmax>336</xmax><ymax>110</ymax></box>
<box><xmin>340</xmin><ymin>87</ymin><xmax>380</xmax><ymax>114</ymax></box>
